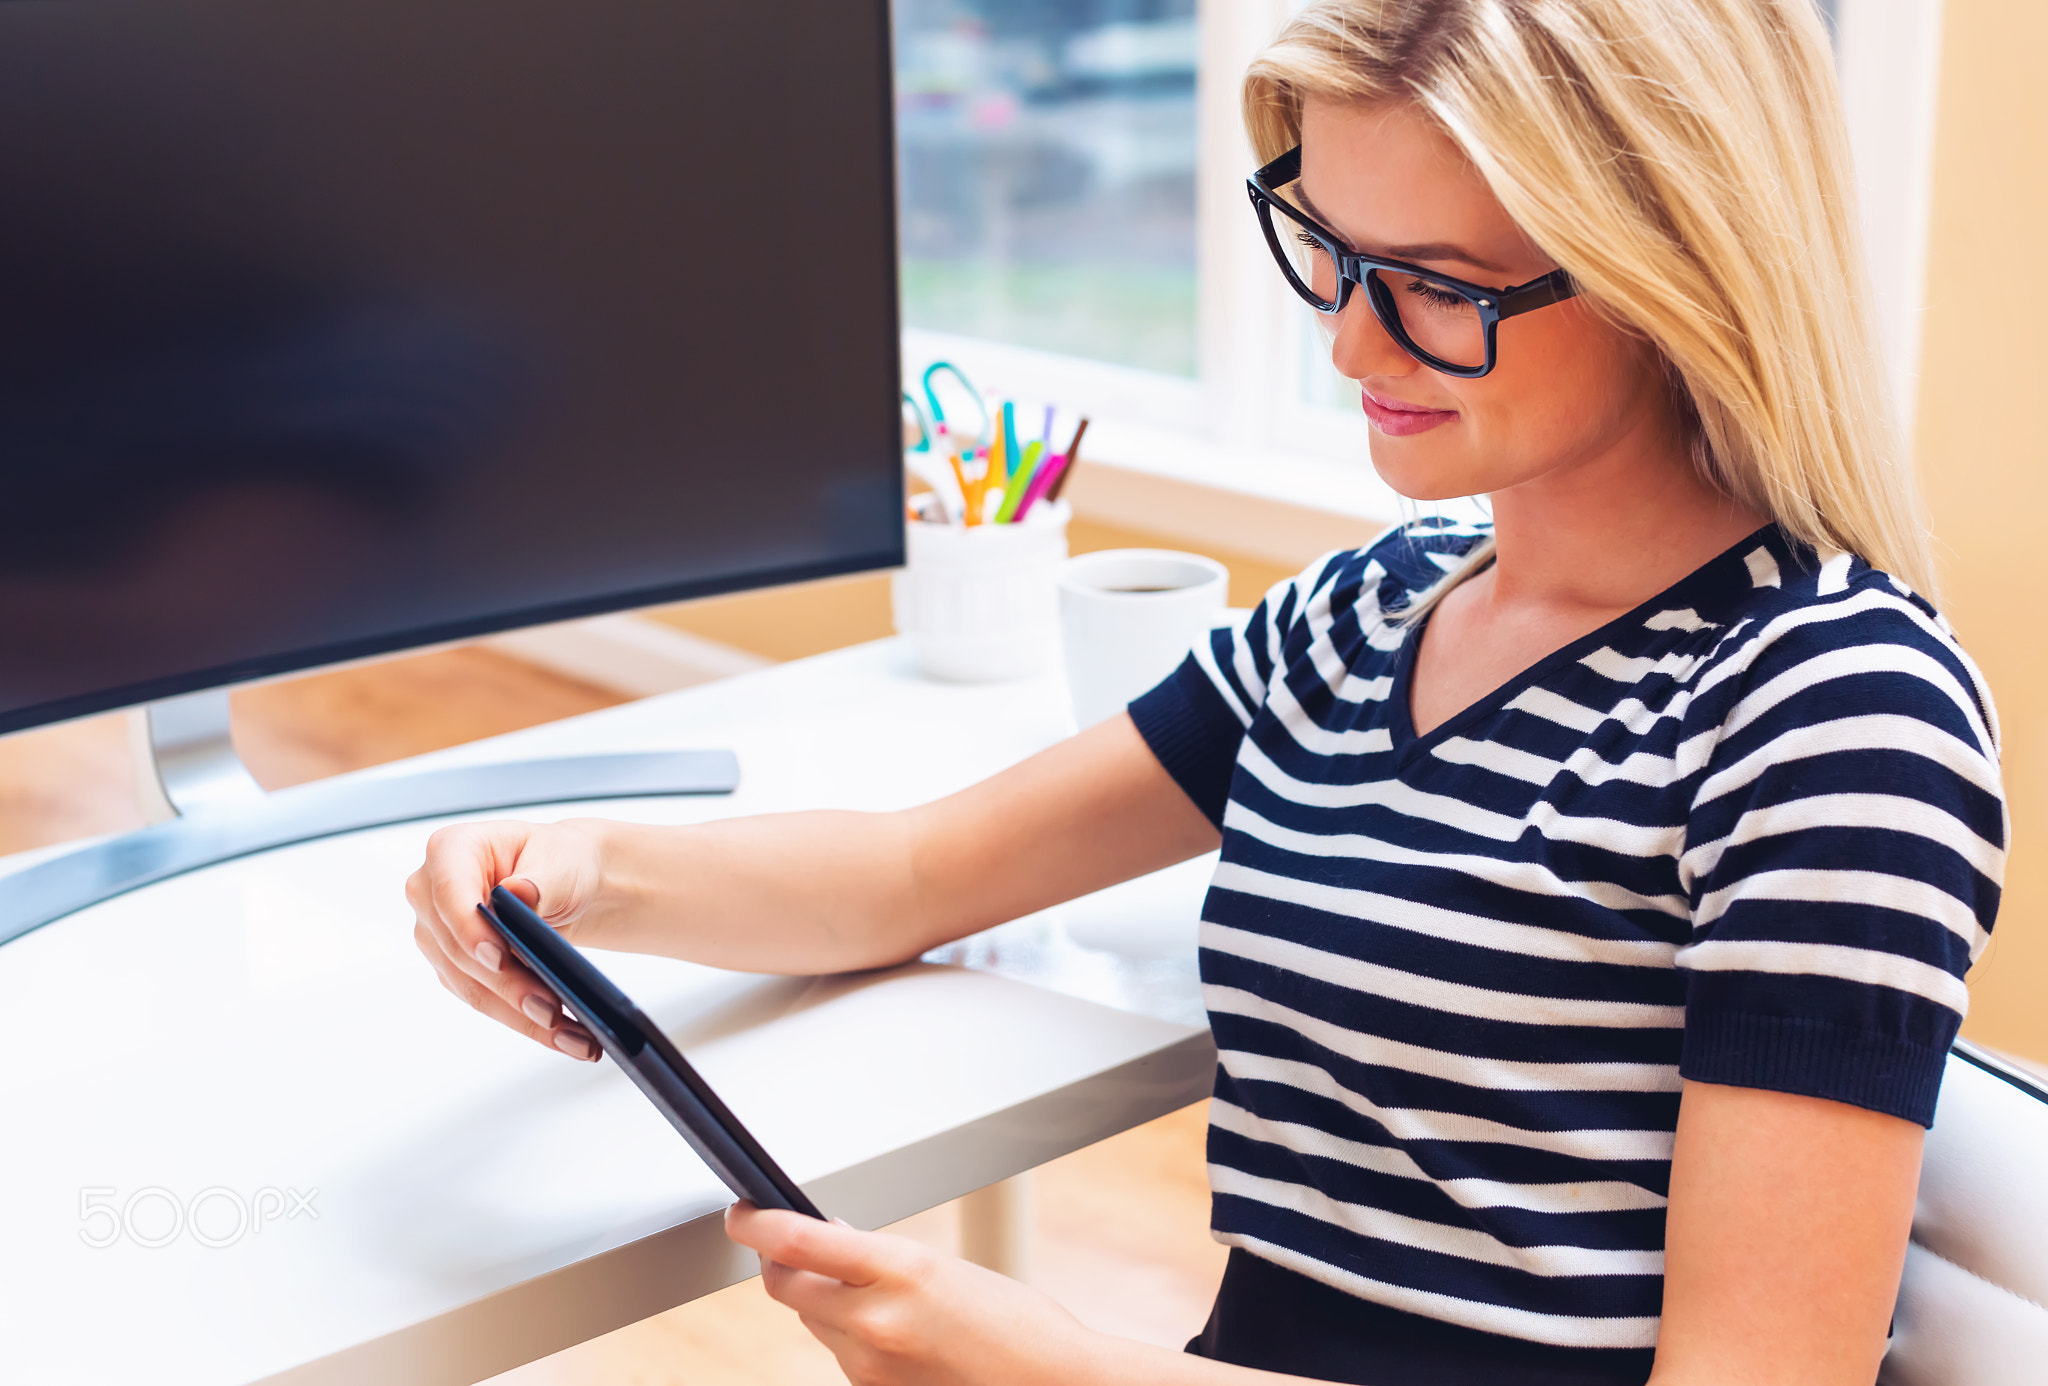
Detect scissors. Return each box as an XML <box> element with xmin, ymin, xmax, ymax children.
<box><xmin>918</xmin><ymin>360</ymin><xmax>990</xmax><ymax>459</ymax></box>
<box><xmin>901</xmin><ymin>390</ymin><xmax>936</xmax><ymax>453</ymax></box>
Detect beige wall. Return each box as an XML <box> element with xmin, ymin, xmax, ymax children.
<box><xmin>1917</xmin><ymin>0</ymin><xmax>2048</xmax><ymax>1061</ymax></box>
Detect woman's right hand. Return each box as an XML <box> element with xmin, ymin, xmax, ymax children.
<box><xmin>406</xmin><ymin>817</ymin><xmax>619</xmax><ymax>1062</ymax></box>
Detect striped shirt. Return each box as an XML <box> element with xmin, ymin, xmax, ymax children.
<box><xmin>1128</xmin><ymin>518</ymin><xmax>2005</xmax><ymax>1360</ymax></box>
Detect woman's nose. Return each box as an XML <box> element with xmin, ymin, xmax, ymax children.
<box><xmin>1329</xmin><ymin>293</ymin><xmax>1417</xmax><ymax>381</ymax></box>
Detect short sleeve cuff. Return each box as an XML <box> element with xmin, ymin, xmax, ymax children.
<box><xmin>1128</xmin><ymin>655</ymin><xmax>1246</xmax><ymax>828</ymax></box>
<box><xmin>1681</xmin><ymin>1009</ymin><xmax>1956</xmax><ymax>1127</ymax></box>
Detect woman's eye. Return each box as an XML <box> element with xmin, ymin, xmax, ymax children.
<box><xmin>1293</xmin><ymin>230</ymin><xmax>1326</xmax><ymax>252</ymax></box>
<box><xmin>1403</xmin><ymin>278</ymin><xmax>1470</xmax><ymax>311</ymax></box>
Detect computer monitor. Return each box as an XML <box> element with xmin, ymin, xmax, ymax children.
<box><xmin>0</xmin><ymin>0</ymin><xmax>902</xmax><ymax>941</ymax></box>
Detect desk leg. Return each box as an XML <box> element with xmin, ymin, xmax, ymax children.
<box><xmin>958</xmin><ymin>1172</ymin><xmax>1036</xmax><ymax>1282</ymax></box>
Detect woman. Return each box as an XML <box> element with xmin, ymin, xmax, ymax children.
<box><xmin>409</xmin><ymin>1</ymin><xmax>2004</xmax><ymax>1382</ymax></box>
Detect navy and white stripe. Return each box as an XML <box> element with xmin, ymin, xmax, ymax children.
<box><xmin>1128</xmin><ymin>518</ymin><xmax>2004</xmax><ymax>1356</ymax></box>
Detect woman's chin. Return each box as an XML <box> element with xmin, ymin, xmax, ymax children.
<box><xmin>1368</xmin><ymin>450</ymin><xmax>1487</xmax><ymax>505</ymax></box>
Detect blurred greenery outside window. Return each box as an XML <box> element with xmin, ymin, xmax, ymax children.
<box><xmin>895</xmin><ymin>0</ymin><xmax>1198</xmax><ymax>379</ymax></box>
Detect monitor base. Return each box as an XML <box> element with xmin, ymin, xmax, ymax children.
<box><xmin>0</xmin><ymin>747</ymin><xmax>739</xmax><ymax>948</ymax></box>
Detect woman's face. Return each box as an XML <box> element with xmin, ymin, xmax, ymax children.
<box><xmin>1296</xmin><ymin>98</ymin><xmax>1677</xmax><ymax>502</ymax></box>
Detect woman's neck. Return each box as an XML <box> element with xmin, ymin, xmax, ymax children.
<box><xmin>1483</xmin><ymin>414</ymin><xmax>1766</xmax><ymax>622</ymax></box>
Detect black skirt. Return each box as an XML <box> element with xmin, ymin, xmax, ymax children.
<box><xmin>1185</xmin><ymin>1249</ymin><xmax>1657</xmax><ymax>1386</ymax></box>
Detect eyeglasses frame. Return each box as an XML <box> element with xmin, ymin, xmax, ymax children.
<box><xmin>1246</xmin><ymin>145</ymin><xmax>1578</xmax><ymax>379</ymax></box>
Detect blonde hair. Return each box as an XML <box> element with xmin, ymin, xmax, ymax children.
<box><xmin>1245</xmin><ymin>0</ymin><xmax>1936</xmax><ymax>599</ymax></box>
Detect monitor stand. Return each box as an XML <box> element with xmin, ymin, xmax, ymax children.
<box><xmin>0</xmin><ymin>688</ymin><xmax>738</xmax><ymax>948</ymax></box>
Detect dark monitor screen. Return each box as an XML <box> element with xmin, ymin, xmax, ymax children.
<box><xmin>0</xmin><ymin>0</ymin><xmax>903</xmax><ymax>736</ymax></box>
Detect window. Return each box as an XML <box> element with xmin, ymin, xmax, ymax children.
<box><xmin>1831</xmin><ymin>0</ymin><xmax>1945</xmax><ymax>438</ymax></box>
<box><xmin>895</xmin><ymin>0</ymin><xmax>1200</xmax><ymax>378</ymax></box>
<box><xmin>896</xmin><ymin>0</ymin><xmax>1378</xmax><ymax>515</ymax></box>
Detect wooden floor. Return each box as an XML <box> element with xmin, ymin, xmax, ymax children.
<box><xmin>0</xmin><ymin>643</ymin><xmax>1222</xmax><ymax>1384</ymax></box>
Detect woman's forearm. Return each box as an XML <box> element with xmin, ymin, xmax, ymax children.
<box><xmin>409</xmin><ymin>714</ymin><xmax>1217</xmax><ymax>1061</ymax></box>
<box><xmin>569</xmin><ymin>714</ymin><xmax>1220</xmax><ymax>977</ymax></box>
<box><xmin>579</xmin><ymin>808</ymin><xmax>931</xmax><ymax>974</ymax></box>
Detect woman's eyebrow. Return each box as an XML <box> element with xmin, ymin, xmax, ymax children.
<box><xmin>1295</xmin><ymin>183</ymin><xmax>1512</xmax><ymax>276</ymax></box>
<box><xmin>1381</xmin><ymin>241</ymin><xmax>1512</xmax><ymax>275</ymax></box>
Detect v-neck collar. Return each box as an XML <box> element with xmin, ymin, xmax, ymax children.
<box><xmin>1386</xmin><ymin>523</ymin><xmax>1784</xmax><ymax>768</ymax></box>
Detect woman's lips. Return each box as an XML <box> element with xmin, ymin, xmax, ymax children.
<box><xmin>1359</xmin><ymin>387</ymin><xmax>1457</xmax><ymax>437</ymax></box>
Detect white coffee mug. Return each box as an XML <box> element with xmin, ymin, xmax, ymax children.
<box><xmin>1058</xmin><ymin>548</ymin><xmax>1229</xmax><ymax>730</ymax></box>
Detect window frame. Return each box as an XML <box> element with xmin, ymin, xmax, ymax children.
<box><xmin>1833</xmin><ymin>0</ymin><xmax>1946</xmax><ymax>444</ymax></box>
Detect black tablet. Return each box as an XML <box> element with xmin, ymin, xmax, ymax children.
<box><xmin>477</xmin><ymin>885</ymin><xmax>824</xmax><ymax>1219</ymax></box>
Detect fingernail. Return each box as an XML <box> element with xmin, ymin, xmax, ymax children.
<box><xmin>555</xmin><ymin>1030</ymin><xmax>595</xmax><ymax>1061</ymax></box>
<box><xmin>521</xmin><ymin>994</ymin><xmax>558</xmax><ymax>1028</ymax></box>
<box><xmin>475</xmin><ymin>940</ymin><xmax>504</xmax><ymax>973</ymax></box>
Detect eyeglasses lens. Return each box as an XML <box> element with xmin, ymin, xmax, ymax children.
<box><xmin>1366</xmin><ymin>269</ymin><xmax>1487</xmax><ymax>371</ymax></box>
<box><xmin>1262</xmin><ymin>183</ymin><xmax>1489</xmax><ymax>371</ymax></box>
<box><xmin>1265</xmin><ymin>187</ymin><xmax>1342</xmax><ymax>311</ymax></box>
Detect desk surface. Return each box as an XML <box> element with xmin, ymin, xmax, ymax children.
<box><xmin>0</xmin><ymin>639</ymin><xmax>1218</xmax><ymax>1386</ymax></box>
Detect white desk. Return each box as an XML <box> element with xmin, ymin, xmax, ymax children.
<box><xmin>0</xmin><ymin>638</ymin><xmax>1219</xmax><ymax>1386</ymax></box>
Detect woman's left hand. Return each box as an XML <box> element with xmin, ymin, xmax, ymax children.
<box><xmin>725</xmin><ymin>1202</ymin><xmax>1107</xmax><ymax>1386</ymax></box>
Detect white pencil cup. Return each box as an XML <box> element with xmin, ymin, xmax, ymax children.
<box><xmin>891</xmin><ymin>500</ymin><xmax>1071</xmax><ymax>682</ymax></box>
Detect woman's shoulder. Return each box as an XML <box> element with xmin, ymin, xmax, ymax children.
<box><xmin>1689</xmin><ymin>532</ymin><xmax>1999</xmax><ymax>765</ymax></box>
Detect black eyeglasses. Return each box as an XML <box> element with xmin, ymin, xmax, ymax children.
<box><xmin>1247</xmin><ymin>146</ymin><xmax>1577</xmax><ymax>378</ymax></box>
